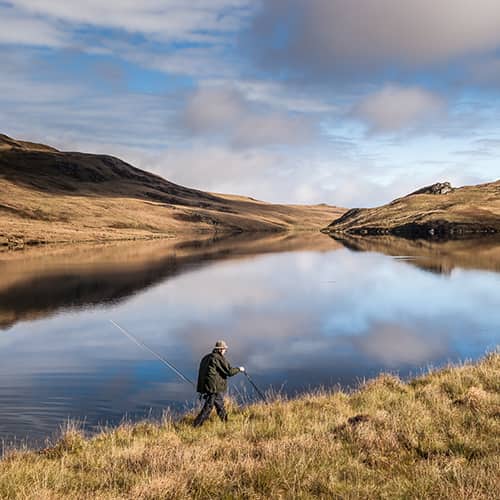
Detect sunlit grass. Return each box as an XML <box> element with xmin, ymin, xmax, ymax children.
<box><xmin>1</xmin><ymin>352</ymin><xmax>498</xmax><ymax>499</ymax></box>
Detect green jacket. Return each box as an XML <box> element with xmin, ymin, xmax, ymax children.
<box><xmin>197</xmin><ymin>350</ymin><xmax>240</xmax><ymax>394</ymax></box>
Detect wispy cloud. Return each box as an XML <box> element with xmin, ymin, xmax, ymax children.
<box><xmin>352</xmin><ymin>85</ymin><xmax>446</xmax><ymax>133</ymax></box>
<box><xmin>0</xmin><ymin>5</ymin><xmax>65</xmax><ymax>47</ymax></box>
<box><xmin>7</xmin><ymin>0</ymin><xmax>253</xmax><ymax>42</ymax></box>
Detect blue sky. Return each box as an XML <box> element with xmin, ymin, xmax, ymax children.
<box><xmin>1</xmin><ymin>0</ymin><xmax>499</xmax><ymax>206</ymax></box>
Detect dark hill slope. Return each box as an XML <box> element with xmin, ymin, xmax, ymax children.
<box><xmin>0</xmin><ymin>136</ymin><xmax>246</xmax><ymax>208</ymax></box>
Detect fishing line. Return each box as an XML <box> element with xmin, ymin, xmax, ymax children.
<box><xmin>243</xmin><ymin>371</ymin><xmax>267</xmax><ymax>402</ymax></box>
<box><xmin>109</xmin><ymin>320</ymin><xmax>195</xmax><ymax>388</ymax></box>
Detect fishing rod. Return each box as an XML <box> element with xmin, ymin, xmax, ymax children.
<box><xmin>109</xmin><ymin>320</ymin><xmax>195</xmax><ymax>388</ymax></box>
<box><xmin>110</xmin><ymin>320</ymin><xmax>266</xmax><ymax>401</ymax></box>
<box><xmin>243</xmin><ymin>371</ymin><xmax>267</xmax><ymax>402</ymax></box>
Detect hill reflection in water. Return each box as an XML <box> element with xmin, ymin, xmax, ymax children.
<box><xmin>330</xmin><ymin>233</ymin><xmax>500</xmax><ymax>274</ymax></box>
<box><xmin>0</xmin><ymin>233</ymin><xmax>498</xmax><ymax>445</ymax></box>
<box><xmin>0</xmin><ymin>232</ymin><xmax>338</xmax><ymax>330</ymax></box>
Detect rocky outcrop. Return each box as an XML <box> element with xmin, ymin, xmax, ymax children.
<box><xmin>407</xmin><ymin>182</ymin><xmax>453</xmax><ymax>196</ymax></box>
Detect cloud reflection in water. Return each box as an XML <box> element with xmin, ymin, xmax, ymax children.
<box><xmin>0</xmin><ymin>237</ymin><xmax>498</xmax><ymax>444</ymax></box>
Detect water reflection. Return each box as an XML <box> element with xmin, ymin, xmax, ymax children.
<box><xmin>0</xmin><ymin>232</ymin><xmax>338</xmax><ymax>330</ymax></box>
<box><xmin>331</xmin><ymin>233</ymin><xmax>500</xmax><ymax>274</ymax></box>
<box><xmin>0</xmin><ymin>233</ymin><xmax>498</xmax><ymax>446</ymax></box>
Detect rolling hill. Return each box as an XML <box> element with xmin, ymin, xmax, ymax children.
<box><xmin>0</xmin><ymin>134</ymin><xmax>344</xmax><ymax>248</ymax></box>
<box><xmin>323</xmin><ymin>181</ymin><xmax>500</xmax><ymax>238</ymax></box>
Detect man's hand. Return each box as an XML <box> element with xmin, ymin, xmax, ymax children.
<box><xmin>239</xmin><ymin>366</ymin><xmax>245</xmax><ymax>372</ymax></box>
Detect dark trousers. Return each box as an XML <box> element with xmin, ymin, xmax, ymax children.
<box><xmin>193</xmin><ymin>393</ymin><xmax>227</xmax><ymax>427</ymax></box>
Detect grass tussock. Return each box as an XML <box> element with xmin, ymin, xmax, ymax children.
<box><xmin>1</xmin><ymin>353</ymin><xmax>499</xmax><ymax>499</ymax></box>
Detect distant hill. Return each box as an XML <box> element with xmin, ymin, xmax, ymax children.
<box><xmin>0</xmin><ymin>134</ymin><xmax>344</xmax><ymax>248</ymax></box>
<box><xmin>323</xmin><ymin>181</ymin><xmax>500</xmax><ymax>238</ymax></box>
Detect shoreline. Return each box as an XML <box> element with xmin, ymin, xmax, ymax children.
<box><xmin>1</xmin><ymin>350</ymin><xmax>498</xmax><ymax>498</ymax></box>
<box><xmin>0</xmin><ymin>227</ymin><xmax>328</xmax><ymax>253</ymax></box>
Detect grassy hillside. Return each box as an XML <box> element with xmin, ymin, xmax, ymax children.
<box><xmin>323</xmin><ymin>181</ymin><xmax>500</xmax><ymax>238</ymax></box>
<box><xmin>1</xmin><ymin>352</ymin><xmax>498</xmax><ymax>499</ymax></box>
<box><xmin>0</xmin><ymin>134</ymin><xmax>344</xmax><ymax>248</ymax></box>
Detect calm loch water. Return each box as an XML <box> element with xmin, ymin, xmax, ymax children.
<box><xmin>1</xmin><ymin>233</ymin><xmax>499</xmax><ymax>447</ymax></box>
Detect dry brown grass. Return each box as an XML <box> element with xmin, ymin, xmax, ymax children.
<box><xmin>0</xmin><ymin>134</ymin><xmax>344</xmax><ymax>248</ymax></box>
<box><xmin>1</xmin><ymin>352</ymin><xmax>498</xmax><ymax>499</ymax></box>
<box><xmin>325</xmin><ymin>180</ymin><xmax>500</xmax><ymax>236</ymax></box>
<box><xmin>0</xmin><ymin>177</ymin><xmax>343</xmax><ymax>249</ymax></box>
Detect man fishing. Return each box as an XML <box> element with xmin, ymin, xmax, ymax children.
<box><xmin>193</xmin><ymin>340</ymin><xmax>244</xmax><ymax>427</ymax></box>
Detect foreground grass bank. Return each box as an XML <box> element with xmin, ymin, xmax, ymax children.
<box><xmin>1</xmin><ymin>353</ymin><xmax>499</xmax><ymax>499</ymax></box>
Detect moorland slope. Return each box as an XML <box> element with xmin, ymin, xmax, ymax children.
<box><xmin>323</xmin><ymin>181</ymin><xmax>500</xmax><ymax>238</ymax></box>
<box><xmin>0</xmin><ymin>134</ymin><xmax>344</xmax><ymax>248</ymax></box>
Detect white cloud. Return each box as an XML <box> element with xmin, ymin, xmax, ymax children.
<box><xmin>131</xmin><ymin>47</ymin><xmax>239</xmax><ymax>79</ymax></box>
<box><xmin>352</xmin><ymin>85</ymin><xmax>446</xmax><ymax>133</ymax></box>
<box><xmin>0</xmin><ymin>6</ymin><xmax>65</xmax><ymax>47</ymax></box>
<box><xmin>231</xmin><ymin>113</ymin><xmax>313</xmax><ymax>148</ymax></box>
<box><xmin>181</xmin><ymin>86</ymin><xmax>315</xmax><ymax>148</ymax></box>
<box><xmin>148</xmin><ymin>145</ymin><xmax>417</xmax><ymax>206</ymax></box>
<box><xmin>7</xmin><ymin>0</ymin><xmax>252</xmax><ymax>42</ymax></box>
<box><xmin>251</xmin><ymin>0</ymin><xmax>500</xmax><ymax>77</ymax></box>
<box><xmin>183</xmin><ymin>87</ymin><xmax>244</xmax><ymax>133</ymax></box>
<box><xmin>225</xmin><ymin>79</ymin><xmax>337</xmax><ymax>113</ymax></box>
<box><xmin>0</xmin><ymin>2</ymin><xmax>253</xmax><ymax>81</ymax></box>
<box><xmin>0</xmin><ymin>64</ymin><xmax>179</xmax><ymax>152</ymax></box>
<box><xmin>153</xmin><ymin>145</ymin><xmax>283</xmax><ymax>197</ymax></box>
